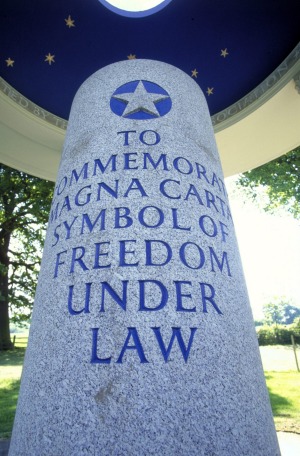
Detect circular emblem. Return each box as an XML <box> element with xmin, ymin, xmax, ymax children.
<box><xmin>110</xmin><ymin>80</ymin><xmax>172</xmax><ymax>120</ymax></box>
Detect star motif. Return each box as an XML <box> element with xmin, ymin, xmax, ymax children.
<box><xmin>113</xmin><ymin>81</ymin><xmax>169</xmax><ymax>118</ymax></box>
<box><xmin>221</xmin><ymin>48</ymin><xmax>229</xmax><ymax>58</ymax></box>
<box><xmin>45</xmin><ymin>53</ymin><xmax>55</xmax><ymax>65</ymax></box>
<box><xmin>65</xmin><ymin>15</ymin><xmax>75</xmax><ymax>28</ymax></box>
<box><xmin>5</xmin><ymin>57</ymin><xmax>14</xmax><ymax>67</ymax></box>
<box><xmin>206</xmin><ymin>87</ymin><xmax>214</xmax><ymax>96</ymax></box>
<box><xmin>191</xmin><ymin>69</ymin><xmax>198</xmax><ymax>78</ymax></box>
<box><xmin>127</xmin><ymin>54</ymin><xmax>136</xmax><ymax>60</ymax></box>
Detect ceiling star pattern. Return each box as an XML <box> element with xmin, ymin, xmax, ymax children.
<box><xmin>5</xmin><ymin>58</ymin><xmax>14</xmax><ymax>67</ymax></box>
<box><xmin>0</xmin><ymin>0</ymin><xmax>299</xmax><ymax>119</ymax></box>
<box><xmin>45</xmin><ymin>53</ymin><xmax>55</xmax><ymax>65</ymax></box>
<box><xmin>221</xmin><ymin>49</ymin><xmax>229</xmax><ymax>58</ymax></box>
<box><xmin>65</xmin><ymin>15</ymin><xmax>75</xmax><ymax>28</ymax></box>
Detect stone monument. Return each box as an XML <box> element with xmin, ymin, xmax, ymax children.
<box><xmin>9</xmin><ymin>60</ymin><xmax>280</xmax><ymax>455</ymax></box>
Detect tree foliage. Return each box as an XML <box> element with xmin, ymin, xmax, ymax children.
<box><xmin>262</xmin><ymin>300</ymin><xmax>300</xmax><ymax>326</ymax></box>
<box><xmin>258</xmin><ymin>303</ymin><xmax>300</xmax><ymax>345</ymax></box>
<box><xmin>263</xmin><ymin>301</ymin><xmax>286</xmax><ymax>326</ymax></box>
<box><xmin>282</xmin><ymin>305</ymin><xmax>300</xmax><ymax>325</ymax></box>
<box><xmin>257</xmin><ymin>321</ymin><xmax>300</xmax><ymax>345</ymax></box>
<box><xmin>237</xmin><ymin>147</ymin><xmax>300</xmax><ymax>219</ymax></box>
<box><xmin>0</xmin><ymin>164</ymin><xmax>54</xmax><ymax>350</ymax></box>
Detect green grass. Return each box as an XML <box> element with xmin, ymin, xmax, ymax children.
<box><xmin>265</xmin><ymin>371</ymin><xmax>300</xmax><ymax>433</ymax></box>
<box><xmin>0</xmin><ymin>340</ymin><xmax>299</xmax><ymax>439</ymax></box>
<box><xmin>0</xmin><ymin>335</ymin><xmax>27</xmax><ymax>439</ymax></box>
<box><xmin>0</xmin><ymin>378</ymin><xmax>20</xmax><ymax>439</ymax></box>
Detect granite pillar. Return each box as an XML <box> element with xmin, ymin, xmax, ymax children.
<box><xmin>9</xmin><ymin>60</ymin><xmax>280</xmax><ymax>455</ymax></box>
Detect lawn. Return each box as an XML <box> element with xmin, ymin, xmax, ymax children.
<box><xmin>0</xmin><ymin>378</ymin><xmax>20</xmax><ymax>439</ymax></box>
<box><xmin>0</xmin><ymin>341</ymin><xmax>299</xmax><ymax>439</ymax></box>
<box><xmin>265</xmin><ymin>372</ymin><xmax>300</xmax><ymax>433</ymax></box>
<box><xmin>260</xmin><ymin>345</ymin><xmax>300</xmax><ymax>432</ymax></box>
<box><xmin>0</xmin><ymin>335</ymin><xmax>27</xmax><ymax>439</ymax></box>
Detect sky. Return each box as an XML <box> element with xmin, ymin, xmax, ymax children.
<box><xmin>226</xmin><ymin>176</ymin><xmax>300</xmax><ymax>320</ymax></box>
<box><xmin>105</xmin><ymin>0</ymin><xmax>165</xmax><ymax>10</ymax></box>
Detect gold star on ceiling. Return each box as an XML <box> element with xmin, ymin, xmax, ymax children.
<box><xmin>5</xmin><ymin>57</ymin><xmax>14</xmax><ymax>67</ymax></box>
<box><xmin>191</xmin><ymin>69</ymin><xmax>198</xmax><ymax>78</ymax></box>
<box><xmin>127</xmin><ymin>54</ymin><xmax>136</xmax><ymax>60</ymax></box>
<box><xmin>45</xmin><ymin>53</ymin><xmax>55</xmax><ymax>65</ymax></box>
<box><xmin>221</xmin><ymin>48</ymin><xmax>229</xmax><ymax>58</ymax></box>
<box><xmin>206</xmin><ymin>87</ymin><xmax>214</xmax><ymax>96</ymax></box>
<box><xmin>65</xmin><ymin>15</ymin><xmax>75</xmax><ymax>28</ymax></box>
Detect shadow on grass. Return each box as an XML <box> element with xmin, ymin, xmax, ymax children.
<box><xmin>0</xmin><ymin>348</ymin><xmax>26</xmax><ymax>367</ymax></box>
<box><xmin>265</xmin><ymin>374</ymin><xmax>292</xmax><ymax>417</ymax></box>
<box><xmin>0</xmin><ymin>379</ymin><xmax>20</xmax><ymax>439</ymax></box>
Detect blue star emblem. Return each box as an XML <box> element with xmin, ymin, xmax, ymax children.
<box><xmin>110</xmin><ymin>80</ymin><xmax>172</xmax><ymax>119</ymax></box>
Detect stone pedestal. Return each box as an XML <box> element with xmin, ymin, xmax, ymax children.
<box><xmin>9</xmin><ymin>60</ymin><xmax>280</xmax><ymax>455</ymax></box>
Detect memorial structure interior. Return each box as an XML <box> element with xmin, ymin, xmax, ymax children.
<box><xmin>1</xmin><ymin>0</ymin><xmax>299</xmax><ymax>180</ymax></box>
<box><xmin>2</xmin><ymin>2</ymin><xmax>299</xmax><ymax>454</ymax></box>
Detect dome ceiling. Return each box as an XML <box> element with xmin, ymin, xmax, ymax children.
<box><xmin>0</xmin><ymin>0</ymin><xmax>299</xmax><ymax>180</ymax></box>
<box><xmin>1</xmin><ymin>0</ymin><xmax>299</xmax><ymax>121</ymax></box>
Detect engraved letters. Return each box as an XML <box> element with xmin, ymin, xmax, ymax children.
<box><xmin>50</xmin><ymin>130</ymin><xmax>232</xmax><ymax>364</ymax></box>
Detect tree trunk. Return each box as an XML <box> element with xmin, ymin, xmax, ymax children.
<box><xmin>0</xmin><ymin>294</ymin><xmax>13</xmax><ymax>350</ymax></box>
<box><xmin>0</xmin><ymin>232</ymin><xmax>13</xmax><ymax>350</ymax></box>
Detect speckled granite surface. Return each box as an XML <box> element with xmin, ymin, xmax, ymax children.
<box><xmin>9</xmin><ymin>60</ymin><xmax>280</xmax><ymax>455</ymax></box>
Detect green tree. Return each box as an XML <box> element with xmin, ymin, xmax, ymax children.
<box><xmin>262</xmin><ymin>299</ymin><xmax>300</xmax><ymax>326</ymax></box>
<box><xmin>237</xmin><ymin>147</ymin><xmax>300</xmax><ymax>218</ymax></box>
<box><xmin>0</xmin><ymin>164</ymin><xmax>54</xmax><ymax>350</ymax></box>
<box><xmin>282</xmin><ymin>305</ymin><xmax>300</xmax><ymax>325</ymax></box>
<box><xmin>263</xmin><ymin>301</ymin><xmax>286</xmax><ymax>327</ymax></box>
<box><xmin>292</xmin><ymin>317</ymin><xmax>300</xmax><ymax>338</ymax></box>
